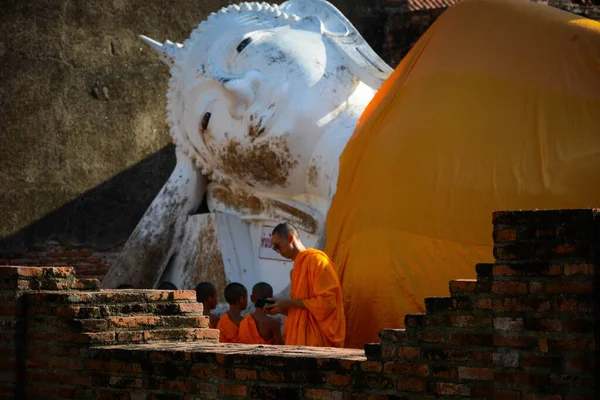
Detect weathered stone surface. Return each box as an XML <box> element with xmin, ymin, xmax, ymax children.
<box><xmin>0</xmin><ymin>0</ymin><xmax>233</xmax><ymax>251</ymax></box>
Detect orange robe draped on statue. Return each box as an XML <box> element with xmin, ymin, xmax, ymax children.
<box><xmin>217</xmin><ymin>313</ymin><xmax>239</xmax><ymax>343</ymax></box>
<box><xmin>284</xmin><ymin>249</ymin><xmax>346</xmax><ymax>347</ymax></box>
<box><xmin>238</xmin><ymin>316</ymin><xmax>274</xmax><ymax>345</ymax></box>
<box><xmin>325</xmin><ymin>0</ymin><xmax>600</xmax><ymax>349</ymax></box>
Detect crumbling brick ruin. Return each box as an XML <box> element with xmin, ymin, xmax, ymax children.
<box><xmin>0</xmin><ymin>208</ymin><xmax>596</xmax><ymax>399</ymax></box>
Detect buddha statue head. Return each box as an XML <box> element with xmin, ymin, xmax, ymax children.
<box><xmin>141</xmin><ymin>0</ymin><xmax>392</xmax><ymax>196</ymax></box>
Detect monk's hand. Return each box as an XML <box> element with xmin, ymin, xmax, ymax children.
<box><xmin>264</xmin><ymin>298</ymin><xmax>290</xmax><ymax>316</ymax></box>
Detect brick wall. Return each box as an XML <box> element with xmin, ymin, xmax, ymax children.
<box><xmin>0</xmin><ymin>267</ymin><xmax>217</xmax><ymax>399</ymax></box>
<box><xmin>0</xmin><ymin>208</ymin><xmax>597</xmax><ymax>399</ymax></box>
<box><xmin>0</xmin><ymin>241</ymin><xmax>118</xmax><ymax>282</ymax></box>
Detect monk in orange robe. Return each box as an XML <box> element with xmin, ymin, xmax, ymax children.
<box><xmin>195</xmin><ymin>282</ymin><xmax>218</xmax><ymax>329</ymax></box>
<box><xmin>216</xmin><ymin>282</ymin><xmax>247</xmax><ymax>343</ymax></box>
<box><xmin>238</xmin><ymin>282</ymin><xmax>284</xmax><ymax>345</ymax></box>
<box><xmin>265</xmin><ymin>223</ymin><xmax>345</xmax><ymax>347</ymax></box>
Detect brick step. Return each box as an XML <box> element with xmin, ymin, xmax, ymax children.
<box><xmin>75</xmin><ymin>314</ymin><xmax>209</xmax><ymax>332</ymax></box>
<box><xmin>449</xmin><ymin>279</ymin><xmax>491</xmax><ymax>295</ymax></box>
<box><xmin>86</xmin><ymin>327</ymin><xmax>219</xmax><ymax>346</ymax></box>
<box><xmin>29</xmin><ymin>301</ymin><xmax>204</xmax><ymax>319</ymax></box>
<box><xmin>26</xmin><ymin>290</ymin><xmax>198</xmax><ymax>305</ymax></box>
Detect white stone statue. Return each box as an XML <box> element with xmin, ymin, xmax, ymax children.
<box><xmin>101</xmin><ymin>0</ymin><xmax>392</xmax><ymax>310</ymax></box>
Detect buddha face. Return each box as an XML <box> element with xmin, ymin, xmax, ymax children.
<box><xmin>168</xmin><ymin>8</ymin><xmax>365</xmax><ymax>194</ymax></box>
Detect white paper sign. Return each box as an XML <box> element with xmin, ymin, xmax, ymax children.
<box><xmin>258</xmin><ymin>225</ymin><xmax>288</xmax><ymax>261</ymax></box>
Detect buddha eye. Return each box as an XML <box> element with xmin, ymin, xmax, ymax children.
<box><xmin>201</xmin><ymin>112</ymin><xmax>211</xmax><ymax>130</ymax></box>
<box><xmin>237</xmin><ymin>37</ymin><xmax>253</xmax><ymax>53</ymax></box>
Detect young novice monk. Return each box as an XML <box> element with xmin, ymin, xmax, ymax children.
<box><xmin>238</xmin><ymin>282</ymin><xmax>284</xmax><ymax>345</ymax></box>
<box><xmin>216</xmin><ymin>282</ymin><xmax>247</xmax><ymax>343</ymax></box>
<box><xmin>195</xmin><ymin>282</ymin><xmax>219</xmax><ymax>329</ymax></box>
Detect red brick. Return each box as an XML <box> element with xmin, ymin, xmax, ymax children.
<box><xmin>360</xmin><ymin>361</ymin><xmax>382</xmax><ymax>373</ymax></box>
<box><xmin>26</xmin><ymin>385</ymin><xmax>57</xmax><ymax>397</ymax></box>
<box><xmin>449</xmin><ymin>279</ymin><xmax>490</xmax><ymax>293</ymax></box>
<box><xmin>547</xmin><ymin>338</ymin><xmax>594</xmax><ymax>351</ymax></box>
<box><xmin>109</xmin><ymin>316</ymin><xmax>158</xmax><ymax>329</ymax></box>
<box><xmin>495</xmin><ymin>372</ymin><xmax>548</xmax><ymax>387</ymax></box>
<box><xmin>450</xmin><ymin>333</ymin><xmax>493</xmax><ymax>346</ymax></box>
<box><xmin>430</xmin><ymin>366</ymin><xmax>457</xmax><ymax>379</ymax></box>
<box><xmin>109</xmin><ymin>376</ymin><xmax>143</xmax><ymax>388</ymax></box>
<box><xmin>396</xmin><ymin>378</ymin><xmax>424</xmax><ymax>392</ymax></box>
<box><xmin>178</xmin><ymin>303</ymin><xmax>203</xmax><ymax>313</ymax></box>
<box><xmin>476</xmin><ymin>298</ymin><xmax>492</xmax><ymax>310</ymax></box>
<box><xmin>165</xmin><ymin>380</ymin><xmax>196</xmax><ymax>393</ymax></box>
<box><xmin>524</xmin><ymin>317</ymin><xmax>562</xmax><ymax>332</ymax></box>
<box><xmin>305</xmin><ymin>389</ymin><xmax>342</xmax><ymax>400</ymax></box>
<box><xmin>493</xmin><ymin>350</ymin><xmax>520</xmax><ymax>368</ymax></box>
<box><xmin>493</xmin><ymin>228</ymin><xmax>516</xmax><ymax>242</ymax></box>
<box><xmin>494</xmin><ymin>335</ymin><xmax>538</xmax><ymax>349</ymax></box>
<box><xmin>397</xmin><ymin>346</ymin><xmax>420</xmax><ymax>359</ymax></box>
<box><xmin>170</xmin><ymin>290</ymin><xmax>197</xmax><ymax>301</ymax></box>
<box><xmin>523</xmin><ymin>395</ymin><xmax>562</xmax><ymax>400</ymax></box>
<box><xmin>457</xmin><ymin>367</ymin><xmax>494</xmax><ymax>380</ymax></box>
<box><xmin>492</xmin><ymin>281</ymin><xmax>528</xmax><ymax>295</ymax></box>
<box><xmin>559</xmin><ymin>298</ymin><xmax>593</xmax><ymax>313</ymax></box>
<box><xmin>564</xmin><ymin>264</ymin><xmax>594</xmax><ymax>275</ymax></box>
<box><xmin>115</xmin><ymin>331</ymin><xmax>143</xmax><ymax>343</ymax></box>
<box><xmin>522</xmin><ymin>355</ymin><xmax>560</xmax><ymax>369</ymax></box>
<box><xmin>43</xmin><ymin>267</ymin><xmax>74</xmax><ymax>278</ymax></box>
<box><xmin>494</xmin><ymin>389</ymin><xmax>521</xmax><ymax>400</ymax></box>
<box><xmin>493</xmin><ymin>298</ymin><xmax>551</xmax><ymax>313</ymax></box>
<box><xmin>191</xmin><ymin>365</ymin><xmax>212</xmax><ymax>379</ymax></box>
<box><xmin>529</xmin><ymin>282</ymin><xmax>544</xmax><ymax>293</ymax></box>
<box><xmin>494</xmin><ymin>317</ymin><xmax>524</xmax><ymax>331</ymax></box>
<box><xmin>550</xmin><ymin>374</ymin><xmax>594</xmax><ymax>389</ymax></box>
<box><xmin>433</xmin><ymin>382</ymin><xmax>470</xmax><ymax>396</ymax></box>
<box><xmin>233</xmin><ymin>368</ymin><xmax>256</xmax><ymax>381</ymax></box>
<box><xmin>218</xmin><ymin>384</ymin><xmax>248</xmax><ymax>397</ymax></box>
<box><xmin>450</xmin><ymin>315</ymin><xmax>491</xmax><ymax>328</ymax></box>
<box><xmin>13</xmin><ymin>267</ymin><xmax>44</xmax><ymax>277</ymax></box>
<box><xmin>565</xmin><ymin>356</ymin><xmax>595</xmax><ymax>373</ymax></box>
<box><xmin>26</xmin><ymin>359</ymin><xmax>48</xmax><ymax>369</ymax></box>
<box><xmin>259</xmin><ymin>370</ymin><xmax>285</xmax><ymax>382</ymax></box>
<box><xmin>539</xmin><ymin>339</ymin><xmax>548</xmax><ymax>353</ymax></box>
<box><xmin>474</xmin><ymin>387</ymin><xmax>495</xmax><ymax>398</ymax></box>
<box><xmin>547</xmin><ymin>281</ymin><xmax>593</xmax><ymax>294</ymax></box>
<box><xmin>197</xmin><ymin>383</ymin><xmax>217</xmax><ymax>395</ymax></box>
<box><xmin>415</xmin><ymin>330</ymin><xmax>445</xmax><ymax>343</ymax></box>
<box><xmin>383</xmin><ymin>362</ymin><xmax>428</xmax><ymax>376</ymax></box>
<box><xmin>328</xmin><ymin>374</ymin><xmax>350</xmax><ymax>386</ymax></box>
<box><xmin>564</xmin><ymin>318</ymin><xmax>593</xmax><ymax>333</ymax></box>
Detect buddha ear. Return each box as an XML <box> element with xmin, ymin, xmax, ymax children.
<box><xmin>222</xmin><ymin>70</ymin><xmax>263</xmax><ymax>119</ymax></box>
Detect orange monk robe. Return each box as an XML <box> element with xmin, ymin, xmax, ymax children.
<box><xmin>324</xmin><ymin>0</ymin><xmax>600</xmax><ymax>348</ymax></box>
<box><xmin>284</xmin><ymin>249</ymin><xmax>346</xmax><ymax>347</ymax></box>
<box><xmin>238</xmin><ymin>315</ymin><xmax>274</xmax><ymax>345</ymax></box>
<box><xmin>217</xmin><ymin>313</ymin><xmax>239</xmax><ymax>343</ymax></box>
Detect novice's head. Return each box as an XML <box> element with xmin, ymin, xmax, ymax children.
<box><xmin>195</xmin><ymin>282</ymin><xmax>218</xmax><ymax>310</ymax></box>
<box><xmin>224</xmin><ymin>282</ymin><xmax>248</xmax><ymax>310</ymax></box>
<box><xmin>251</xmin><ymin>282</ymin><xmax>273</xmax><ymax>307</ymax></box>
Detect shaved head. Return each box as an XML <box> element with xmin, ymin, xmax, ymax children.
<box><xmin>224</xmin><ymin>282</ymin><xmax>247</xmax><ymax>305</ymax></box>
<box><xmin>195</xmin><ymin>282</ymin><xmax>216</xmax><ymax>302</ymax></box>
<box><xmin>272</xmin><ymin>223</ymin><xmax>298</xmax><ymax>238</ymax></box>
<box><xmin>252</xmin><ymin>282</ymin><xmax>273</xmax><ymax>299</ymax></box>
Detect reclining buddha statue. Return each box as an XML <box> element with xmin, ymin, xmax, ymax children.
<box><xmin>103</xmin><ymin>0</ymin><xmax>600</xmax><ymax>348</ymax></box>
